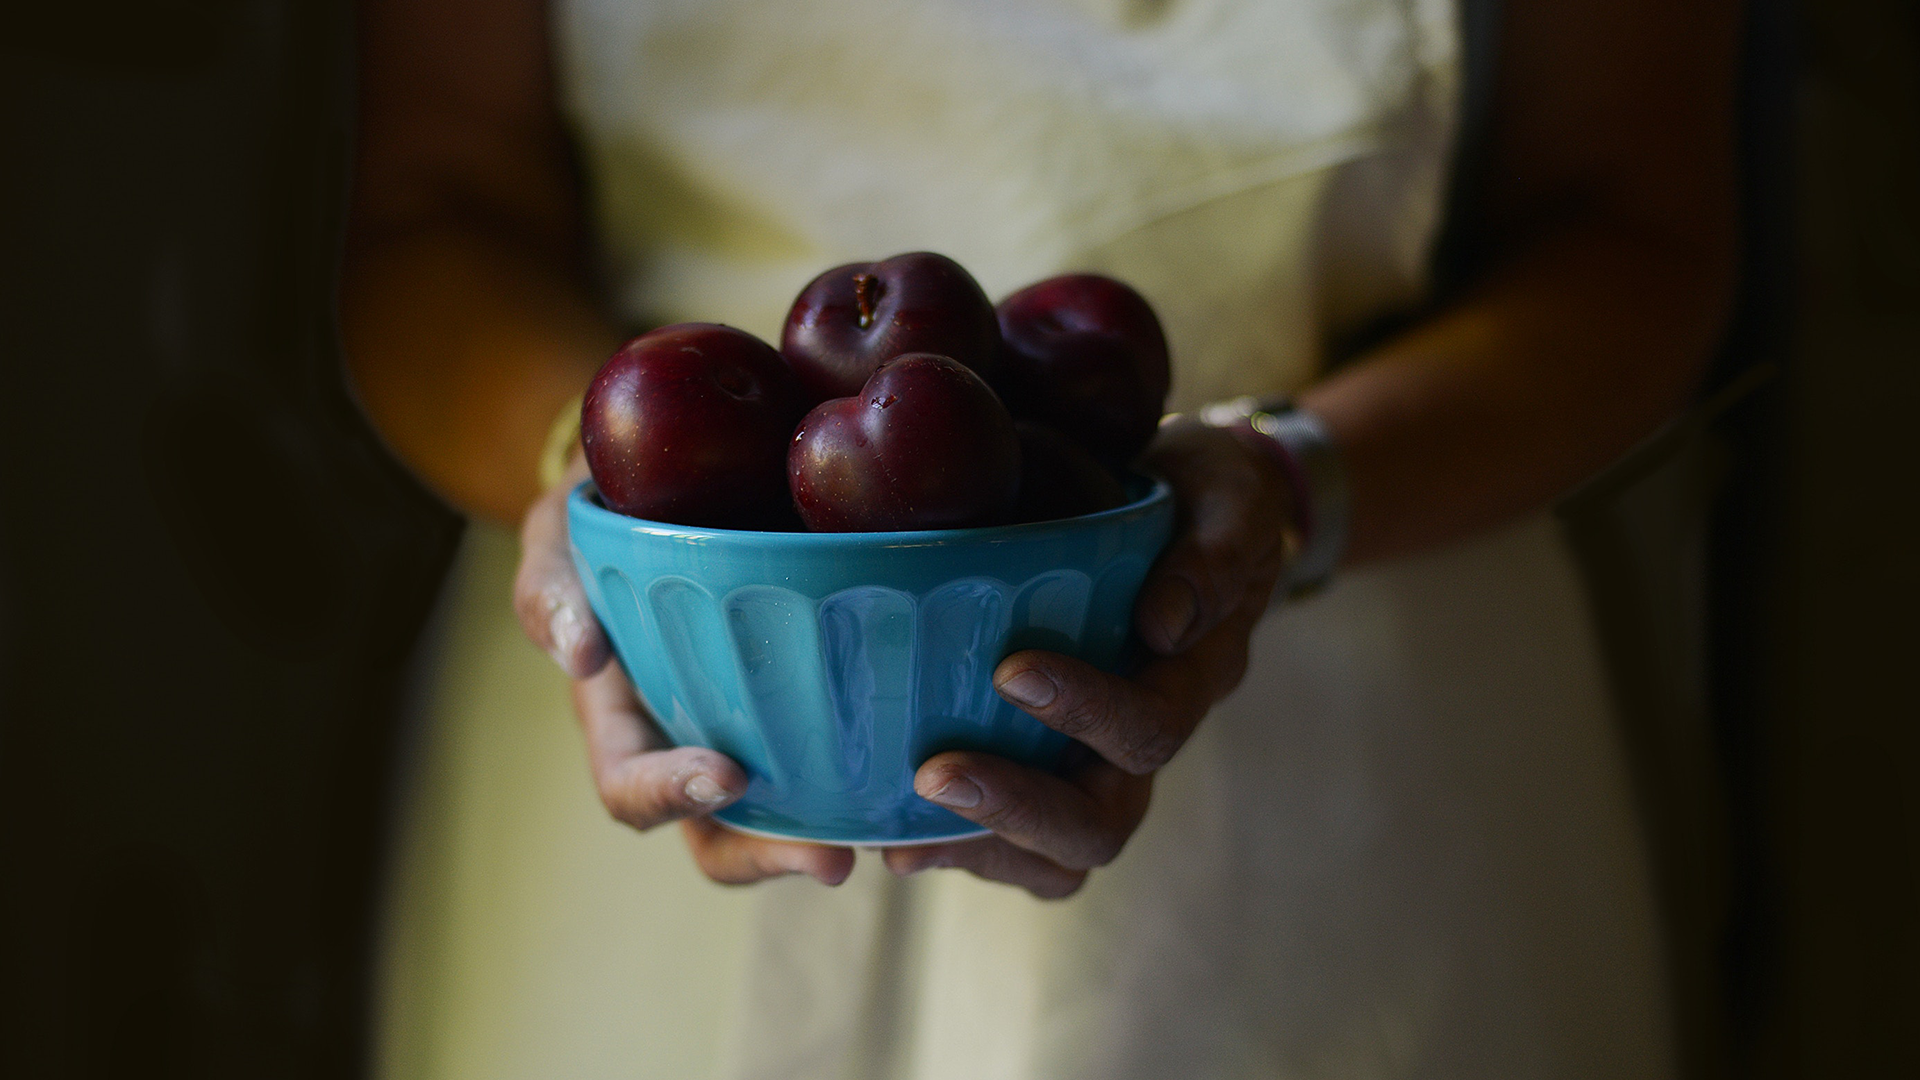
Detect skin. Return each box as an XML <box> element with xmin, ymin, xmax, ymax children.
<box><xmin>344</xmin><ymin>0</ymin><xmax>1737</xmax><ymax>896</ymax></box>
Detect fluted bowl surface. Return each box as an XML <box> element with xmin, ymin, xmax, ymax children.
<box><xmin>568</xmin><ymin>480</ymin><xmax>1174</xmax><ymax>845</ymax></box>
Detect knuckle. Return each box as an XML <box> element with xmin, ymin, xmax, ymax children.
<box><xmin>686</xmin><ymin>834</ymin><xmax>757</xmax><ymax>887</ymax></box>
<box><xmin>1052</xmin><ymin>686</ymin><xmax>1180</xmax><ymax>775</ymax></box>
<box><xmin>1114</xmin><ymin>724</ymin><xmax>1182</xmax><ymax>775</ymax></box>
<box><xmin>1083</xmin><ymin>828</ymin><xmax>1127</xmax><ymax>870</ymax></box>
<box><xmin>1033</xmin><ymin>872</ymin><xmax>1088</xmax><ymax>901</ymax></box>
<box><xmin>592</xmin><ymin>771</ymin><xmax>622</xmax><ymax>813</ymax></box>
<box><xmin>1197</xmin><ymin>519</ymin><xmax>1259</xmax><ymax>576</ymax></box>
<box><xmin>597</xmin><ymin>776</ymin><xmax>666</xmax><ymax>832</ymax></box>
<box><xmin>599</xmin><ymin>787</ymin><xmax>639</xmax><ymax>829</ymax></box>
<box><xmin>1200</xmin><ymin>633</ymin><xmax>1255</xmax><ymax>703</ymax></box>
<box><xmin>747</xmin><ymin>850</ymin><xmax>792</xmax><ymax>884</ymax></box>
<box><xmin>1050</xmin><ymin>690</ymin><xmax>1124</xmax><ymax>742</ymax></box>
<box><xmin>1221</xmin><ymin>647</ymin><xmax>1252</xmax><ymax>695</ymax></box>
<box><xmin>978</xmin><ymin>790</ymin><xmax>1048</xmax><ymax>841</ymax></box>
<box><xmin>699</xmin><ymin>858</ymin><xmax>757</xmax><ymax>887</ymax></box>
<box><xmin>598</xmin><ymin>788</ymin><xmax>638</xmax><ymax>828</ymax></box>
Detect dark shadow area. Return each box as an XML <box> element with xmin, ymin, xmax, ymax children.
<box><xmin>1556</xmin><ymin>1</ymin><xmax>1919</xmax><ymax>1077</ymax></box>
<box><xmin>1748</xmin><ymin>1</ymin><xmax>1920</xmax><ymax>1074</ymax></box>
<box><xmin>1</xmin><ymin>3</ymin><xmax>461</xmax><ymax>1076</ymax></box>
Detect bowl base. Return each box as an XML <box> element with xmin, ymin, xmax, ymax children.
<box><xmin>712</xmin><ymin>815</ymin><xmax>993</xmax><ymax>848</ymax></box>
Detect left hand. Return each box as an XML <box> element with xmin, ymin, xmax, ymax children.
<box><xmin>515</xmin><ymin>453</ymin><xmax>856</xmax><ymax>887</ymax></box>
<box><xmin>884</xmin><ymin>419</ymin><xmax>1298</xmax><ymax>898</ymax></box>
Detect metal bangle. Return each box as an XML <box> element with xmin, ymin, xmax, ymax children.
<box><xmin>1198</xmin><ymin>395</ymin><xmax>1350</xmax><ymax>597</ymax></box>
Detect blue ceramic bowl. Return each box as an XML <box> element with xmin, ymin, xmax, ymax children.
<box><xmin>568</xmin><ymin>480</ymin><xmax>1175</xmax><ymax>845</ymax></box>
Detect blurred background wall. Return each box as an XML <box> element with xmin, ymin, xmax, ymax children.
<box><xmin>1</xmin><ymin>1</ymin><xmax>1914</xmax><ymax>1076</ymax></box>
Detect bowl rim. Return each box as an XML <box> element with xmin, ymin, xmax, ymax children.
<box><xmin>568</xmin><ymin>476</ymin><xmax>1173</xmax><ymax>549</ymax></box>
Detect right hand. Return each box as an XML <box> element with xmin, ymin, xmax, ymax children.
<box><xmin>880</xmin><ymin>419</ymin><xmax>1294</xmax><ymax>898</ymax></box>
<box><xmin>512</xmin><ymin>455</ymin><xmax>855</xmax><ymax>886</ymax></box>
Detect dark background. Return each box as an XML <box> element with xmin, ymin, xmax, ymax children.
<box><xmin>1</xmin><ymin>1</ymin><xmax>1914</xmax><ymax>1076</ymax></box>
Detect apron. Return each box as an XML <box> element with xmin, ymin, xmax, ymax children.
<box><xmin>377</xmin><ymin>2</ymin><xmax>1674</xmax><ymax>1075</ymax></box>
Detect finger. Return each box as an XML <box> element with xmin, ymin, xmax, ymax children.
<box><xmin>883</xmin><ymin>837</ymin><xmax>1087</xmax><ymax>900</ymax></box>
<box><xmin>911</xmin><ymin>751</ymin><xmax>1150</xmax><ymax>871</ymax></box>
<box><xmin>577</xmin><ymin>665</ymin><xmax>854</xmax><ymax>884</ymax></box>
<box><xmin>1135</xmin><ymin>426</ymin><xmax>1294</xmax><ymax>654</ymax></box>
<box><xmin>573</xmin><ymin>664</ymin><xmax>748</xmax><ymax>829</ymax></box>
<box><xmin>514</xmin><ymin>462</ymin><xmax>612</xmax><ymax>680</ymax></box>
<box><xmin>680</xmin><ymin>817</ymin><xmax>856</xmax><ymax>887</ymax></box>
<box><xmin>993</xmin><ymin>597</ymin><xmax>1263</xmax><ymax>774</ymax></box>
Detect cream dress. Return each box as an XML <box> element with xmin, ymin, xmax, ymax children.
<box><xmin>376</xmin><ymin>1</ymin><xmax>1674</xmax><ymax>1076</ymax></box>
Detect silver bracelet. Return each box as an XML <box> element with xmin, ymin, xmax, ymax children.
<box><xmin>1198</xmin><ymin>395</ymin><xmax>1350</xmax><ymax>597</ymax></box>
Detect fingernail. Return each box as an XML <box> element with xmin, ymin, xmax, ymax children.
<box><xmin>999</xmin><ymin>668</ymin><xmax>1058</xmax><ymax>710</ymax></box>
<box><xmin>548</xmin><ymin>600</ymin><xmax>584</xmax><ymax>668</ymax></box>
<box><xmin>922</xmin><ymin>774</ymin><xmax>982</xmax><ymax>809</ymax></box>
<box><xmin>684</xmin><ymin>773</ymin><xmax>733</xmax><ymax>806</ymax></box>
<box><xmin>1147</xmin><ymin>580</ymin><xmax>1197</xmax><ymax>650</ymax></box>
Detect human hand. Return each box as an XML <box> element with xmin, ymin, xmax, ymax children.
<box><xmin>513</xmin><ymin>456</ymin><xmax>854</xmax><ymax>885</ymax></box>
<box><xmin>883</xmin><ymin>419</ymin><xmax>1297</xmax><ymax>898</ymax></box>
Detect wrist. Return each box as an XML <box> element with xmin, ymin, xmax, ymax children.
<box><xmin>1198</xmin><ymin>396</ymin><xmax>1350</xmax><ymax>597</ymax></box>
<box><xmin>539</xmin><ymin>393</ymin><xmax>585</xmax><ymax>490</ymax></box>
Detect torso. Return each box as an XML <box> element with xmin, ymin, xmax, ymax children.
<box><xmin>552</xmin><ymin>0</ymin><xmax>1459</xmax><ymax>407</ymax></box>
<box><xmin>375</xmin><ymin>4</ymin><xmax>1676</xmax><ymax>1076</ymax></box>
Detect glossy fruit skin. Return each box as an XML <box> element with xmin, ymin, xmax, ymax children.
<box><xmin>1010</xmin><ymin>421</ymin><xmax>1128</xmax><ymax>523</ymax></box>
<box><xmin>781</xmin><ymin>252</ymin><xmax>1001</xmax><ymax>404</ymax></box>
<box><xmin>993</xmin><ymin>273</ymin><xmax>1171</xmax><ymax>468</ymax></box>
<box><xmin>582</xmin><ymin>323</ymin><xmax>808</xmax><ymax>529</ymax></box>
<box><xmin>788</xmin><ymin>354</ymin><xmax>1021</xmax><ymax>532</ymax></box>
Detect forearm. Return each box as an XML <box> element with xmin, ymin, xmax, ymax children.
<box><xmin>1300</xmin><ymin>213</ymin><xmax>1733</xmax><ymax>564</ymax></box>
<box><xmin>341</xmin><ymin>227</ymin><xmax>619</xmax><ymax>525</ymax></box>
